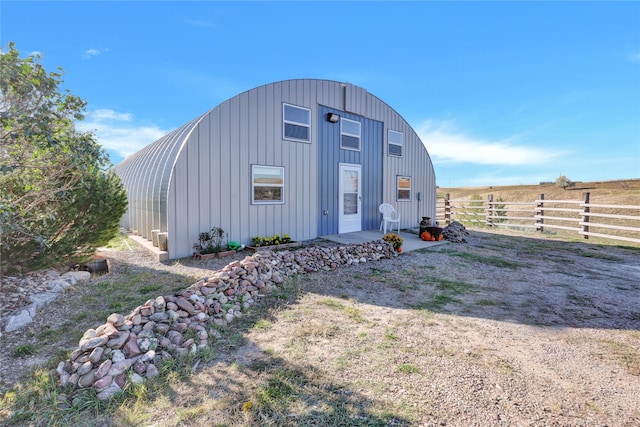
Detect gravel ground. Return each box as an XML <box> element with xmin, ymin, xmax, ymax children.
<box><xmin>1</xmin><ymin>229</ymin><xmax>639</xmax><ymax>426</ymax></box>
<box><xmin>225</xmin><ymin>229</ymin><xmax>640</xmax><ymax>426</ymax></box>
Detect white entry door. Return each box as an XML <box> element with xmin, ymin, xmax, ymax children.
<box><xmin>338</xmin><ymin>163</ymin><xmax>362</xmax><ymax>233</ymax></box>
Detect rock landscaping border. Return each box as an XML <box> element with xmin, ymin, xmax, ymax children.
<box><xmin>54</xmin><ymin>240</ymin><xmax>396</xmax><ymax>400</ymax></box>
<box><xmin>0</xmin><ymin>271</ymin><xmax>91</xmax><ymax>338</ymax></box>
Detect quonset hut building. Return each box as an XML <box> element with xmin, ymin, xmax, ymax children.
<box><xmin>114</xmin><ymin>79</ymin><xmax>436</xmax><ymax>260</ymax></box>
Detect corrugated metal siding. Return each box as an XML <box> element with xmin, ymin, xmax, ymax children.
<box><xmin>166</xmin><ymin>80</ymin><xmax>322</xmax><ymax>258</ymax></box>
<box><xmin>345</xmin><ymin>83</ymin><xmax>368</xmax><ymax>115</ymax></box>
<box><xmin>115</xmin><ymin>115</ymin><xmax>204</xmax><ymax>241</ymax></box>
<box><xmin>356</xmin><ymin>92</ymin><xmax>437</xmax><ymax>228</ymax></box>
<box><xmin>317</xmin><ymin>105</ymin><xmax>383</xmax><ymax>236</ymax></box>
<box><xmin>115</xmin><ymin>79</ymin><xmax>436</xmax><ymax>260</ymax></box>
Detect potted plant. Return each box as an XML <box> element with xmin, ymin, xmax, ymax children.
<box><xmin>247</xmin><ymin>233</ymin><xmax>298</xmax><ymax>252</ymax></box>
<box><xmin>383</xmin><ymin>233</ymin><xmax>403</xmax><ymax>252</ymax></box>
<box><xmin>193</xmin><ymin>227</ymin><xmax>235</xmax><ymax>259</ymax></box>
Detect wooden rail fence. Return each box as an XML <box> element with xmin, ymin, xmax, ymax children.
<box><xmin>436</xmin><ymin>192</ymin><xmax>640</xmax><ymax>244</ymax></box>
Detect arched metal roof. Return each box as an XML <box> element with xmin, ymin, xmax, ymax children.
<box><xmin>115</xmin><ymin>114</ymin><xmax>205</xmax><ymax>240</ymax></box>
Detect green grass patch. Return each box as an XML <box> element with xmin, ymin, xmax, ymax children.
<box><xmin>36</xmin><ymin>328</ymin><xmax>58</xmax><ymax>342</ymax></box>
<box><xmin>450</xmin><ymin>252</ymin><xmax>522</xmax><ymax>269</ymax></box>
<box><xmin>13</xmin><ymin>344</ymin><xmax>38</xmax><ymax>357</ymax></box>
<box><xmin>412</xmin><ymin>276</ymin><xmax>476</xmax><ymax>311</ymax></box>
<box><xmin>256</xmin><ymin>369</ymin><xmax>298</xmax><ymax>408</ymax></box>
<box><xmin>498</xmin><ymin>359</ymin><xmax>516</xmax><ymax>376</ymax></box>
<box><xmin>414</xmin><ymin>294</ymin><xmax>460</xmax><ymax>311</ymax></box>
<box><xmin>593</xmin><ymin>339</ymin><xmax>640</xmax><ymax>376</ymax></box>
<box><xmin>565</xmin><ymin>247</ymin><xmax>622</xmax><ymax>261</ymax></box>
<box><xmin>253</xmin><ymin>319</ymin><xmax>273</xmax><ymax>330</ymax></box>
<box><xmin>319</xmin><ymin>298</ymin><xmax>365</xmax><ymax>322</ymax></box>
<box><xmin>433</xmin><ymin>278</ymin><xmax>474</xmax><ymax>294</ymax></box>
<box><xmin>384</xmin><ymin>331</ymin><xmax>398</xmax><ymax>341</ymax></box>
<box><xmin>397</xmin><ymin>364</ymin><xmax>420</xmax><ymax>374</ymax></box>
<box><xmin>139</xmin><ymin>284</ymin><xmax>163</xmax><ymax>294</ymax></box>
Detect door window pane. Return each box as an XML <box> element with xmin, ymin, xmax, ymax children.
<box><xmin>343</xmin><ymin>193</ymin><xmax>358</xmax><ymax>214</ymax></box>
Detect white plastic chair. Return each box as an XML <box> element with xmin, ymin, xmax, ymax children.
<box><xmin>379</xmin><ymin>203</ymin><xmax>401</xmax><ymax>234</ymax></box>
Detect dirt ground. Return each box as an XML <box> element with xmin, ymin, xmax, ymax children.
<box><xmin>2</xmin><ymin>228</ymin><xmax>639</xmax><ymax>426</ymax></box>
<box><xmin>217</xmin><ymin>229</ymin><xmax>640</xmax><ymax>426</ymax></box>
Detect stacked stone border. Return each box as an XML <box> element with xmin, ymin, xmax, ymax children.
<box><xmin>55</xmin><ymin>240</ymin><xmax>397</xmax><ymax>400</ymax></box>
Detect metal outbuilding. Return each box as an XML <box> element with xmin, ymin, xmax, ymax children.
<box><xmin>114</xmin><ymin>79</ymin><xmax>436</xmax><ymax>259</ymax></box>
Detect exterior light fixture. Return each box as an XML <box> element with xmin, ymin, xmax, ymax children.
<box><xmin>327</xmin><ymin>113</ymin><xmax>340</xmax><ymax>123</ymax></box>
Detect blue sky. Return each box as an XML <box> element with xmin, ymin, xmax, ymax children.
<box><xmin>2</xmin><ymin>1</ymin><xmax>639</xmax><ymax>187</ymax></box>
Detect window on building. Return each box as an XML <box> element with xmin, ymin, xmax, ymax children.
<box><xmin>388</xmin><ymin>130</ymin><xmax>403</xmax><ymax>157</ymax></box>
<box><xmin>283</xmin><ymin>103</ymin><xmax>311</xmax><ymax>142</ymax></box>
<box><xmin>252</xmin><ymin>165</ymin><xmax>284</xmax><ymax>204</ymax></box>
<box><xmin>341</xmin><ymin>118</ymin><xmax>361</xmax><ymax>151</ymax></box>
<box><xmin>397</xmin><ymin>175</ymin><xmax>411</xmax><ymax>201</ymax></box>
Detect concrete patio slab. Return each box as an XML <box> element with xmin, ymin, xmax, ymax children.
<box><xmin>321</xmin><ymin>229</ymin><xmax>446</xmax><ymax>252</ymax></box>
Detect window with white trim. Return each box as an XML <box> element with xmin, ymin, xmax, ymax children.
<box><xmin>388</xmin><ymin>129</ymin><xmax>403</xmax><ymax>157</ymax></box>
<box><xmin>283</xmin><ymin>103</ymin><xmax>311</xmax><ymax>142</ymax></box>
<box><xmin>252</xmin><ymin>165</ymin><xmax>285</xmax><ymax>204</ymax></box>
<box><xmin>340</xmin><ymin>118</ymin><xmax>361</xmax><ymax>151</ymax></box>
<box><xmin>397</xmin><ymin>175</ymin><xmax>411</xmax><ymax>201</ymax></box>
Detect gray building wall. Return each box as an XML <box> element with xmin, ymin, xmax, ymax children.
<box><xmin>115</xmin><ymin>79</ymin><xmax>436</xmax><ymax>259</ymax></box>
<box><xmin>317</xmin><ymin>105</ymin><xmax>384</xmax><ymax>236</ymax></box>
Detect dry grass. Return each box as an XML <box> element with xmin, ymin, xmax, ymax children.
<box><xmin>2</xmin><ymin>230</ymin><xmax>640</xmax><ymax>426</ymax></box>
<box><xmin>438</xmin><ymin>178</ymin><xmax>640</xmax><ymax>205</ymax></box>
<box><xmin>438</xmin><ymin>178</ymin><xmax>640</xmax><ymax>246</ymax></box>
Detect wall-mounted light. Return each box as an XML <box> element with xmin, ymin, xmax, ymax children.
<box><xmin>326</xmin><ymin>113</ymin><xmax>340</xmax><ymax>123</ymax></box>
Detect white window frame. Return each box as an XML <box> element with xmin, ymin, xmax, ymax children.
<box><xmin>251</xmin><ymin>165</ymin><xmax>285</xmax><ymax>205</ymax></box>
<box><xmin>397</xmin><ymin>175</ymin><xmax>411</xmax><ymax>201</ymax></box>
<box><xmin>340</xmin><ymin>118</ymin><xmax>361</xmax><ymax>151</ymax></box>
<box><xmin>283</xmin><ymin>103</ymin><xmax>311</xmax><ymax>143</ymax></box>
<box><xmin>388</xmin><ymin>129</ymin><xmax>403</xmax><ymax>157</ymax></box>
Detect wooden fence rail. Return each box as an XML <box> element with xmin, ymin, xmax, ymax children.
<box><xmin>436</xmin><ymin>192</ymin><xmax>640</xmax><ymax>244</ymax></box>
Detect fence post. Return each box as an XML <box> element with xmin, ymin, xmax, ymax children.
<box><xmin>444</xmin><ymin>193</ymin><xmax>451</xmax><ymax>225</ymax></box>
<box><xmin>582</xmin><ymin>192</ymin><xmax>590</xmax><ymax>240</ymax></box>
<box><xmin>486</xmin><ymin>194</ymin><xmax>494</xmax><ymax>227</ymax></box>
<box><xmin>536</xmin><ymin>193</ymin><xmax>545</xmax><ymax>233</ymax></box>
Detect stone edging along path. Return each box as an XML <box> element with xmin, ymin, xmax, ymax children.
<box><xmin>54</xmin><ymin>240</ymin><xmax>396</xmax><ymax>400</ymax></box>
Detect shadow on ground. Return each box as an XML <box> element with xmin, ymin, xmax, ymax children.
<box><xmin>300</xmin><ymin>230</ymin><xmax>640</xmax><ymax>331</ymax></box>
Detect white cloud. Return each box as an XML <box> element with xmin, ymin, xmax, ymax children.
<box><xmin>84</xmin><ymin>48</ymin><xmax>108</xmax><ymax>58</ymax></box>
<box><xmin>77</xmin><ymin>109</ymin><xmax>170</xmax><ymax>160</ymax></box>
<box><xmin>90</xmin><ymin>109</ymin><xmax>132</xmax><ymax>121</ymax></box>
<box><xmin>627</xmin><ymin>51</ymin><xmax>640</xmax><ymax>63</ymax></box>
<box><xmin>416</xmin><ymin>120</ymin><xmax>563</xmax><ymax>166</ymax></box>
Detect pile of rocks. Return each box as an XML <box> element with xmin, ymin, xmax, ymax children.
<box><xmin>0</xmin><ymin>270</ymin><xmax>91</xmax><ymax>338</ymax></box>
<box><xmin>442</xmin><ymin>221</ymin><xmax>469</xmax><ymax>243</ymax></box>
<box><xmin>55</xmin><ymin>240</ymin><xmax>395</xmax><ymax>400</ymax></box>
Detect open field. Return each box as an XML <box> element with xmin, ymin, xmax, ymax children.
<box><xmin>438</xmin><ymin>178</ymin><xmax>640</xmax><ymax>246</ymax></box>
<box><xmin>1</xmin><ymin>229</ymin><xmax>640</xmax><ymax>426</ymax></box>
<box><xmin>437</xmin><ymin>178</ymin><xmax>640</xmax><ymax>206</ymax></box>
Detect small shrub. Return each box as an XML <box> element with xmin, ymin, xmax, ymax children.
<box><xmin>13</xmin><ymin>344</ymin><xmax>37</xmax><ymax>357</ymax></box>
<box><xmin>555</xmin><ymin>175</ymin><xmax>575</xmax><ymax>190</ymax></box>
<box><xmin>382</xmin><ymin>233</ymin><xmax>403</xmax><ymax>250</ymax></box>
<box><xmin>193</xmin><ymin>227</ymin><xmax>226</xmax><ymax>254</ymax></box>
<box><xmin>251</xmin><ymin>234</ymin><xmax>291</xmax><ymax>247</ymax></box>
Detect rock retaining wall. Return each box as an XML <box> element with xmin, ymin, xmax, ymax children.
<box><xmin>54</xmin><ymin>240</ymin><xmax>396</xmax><ymax>400</ymax></box>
